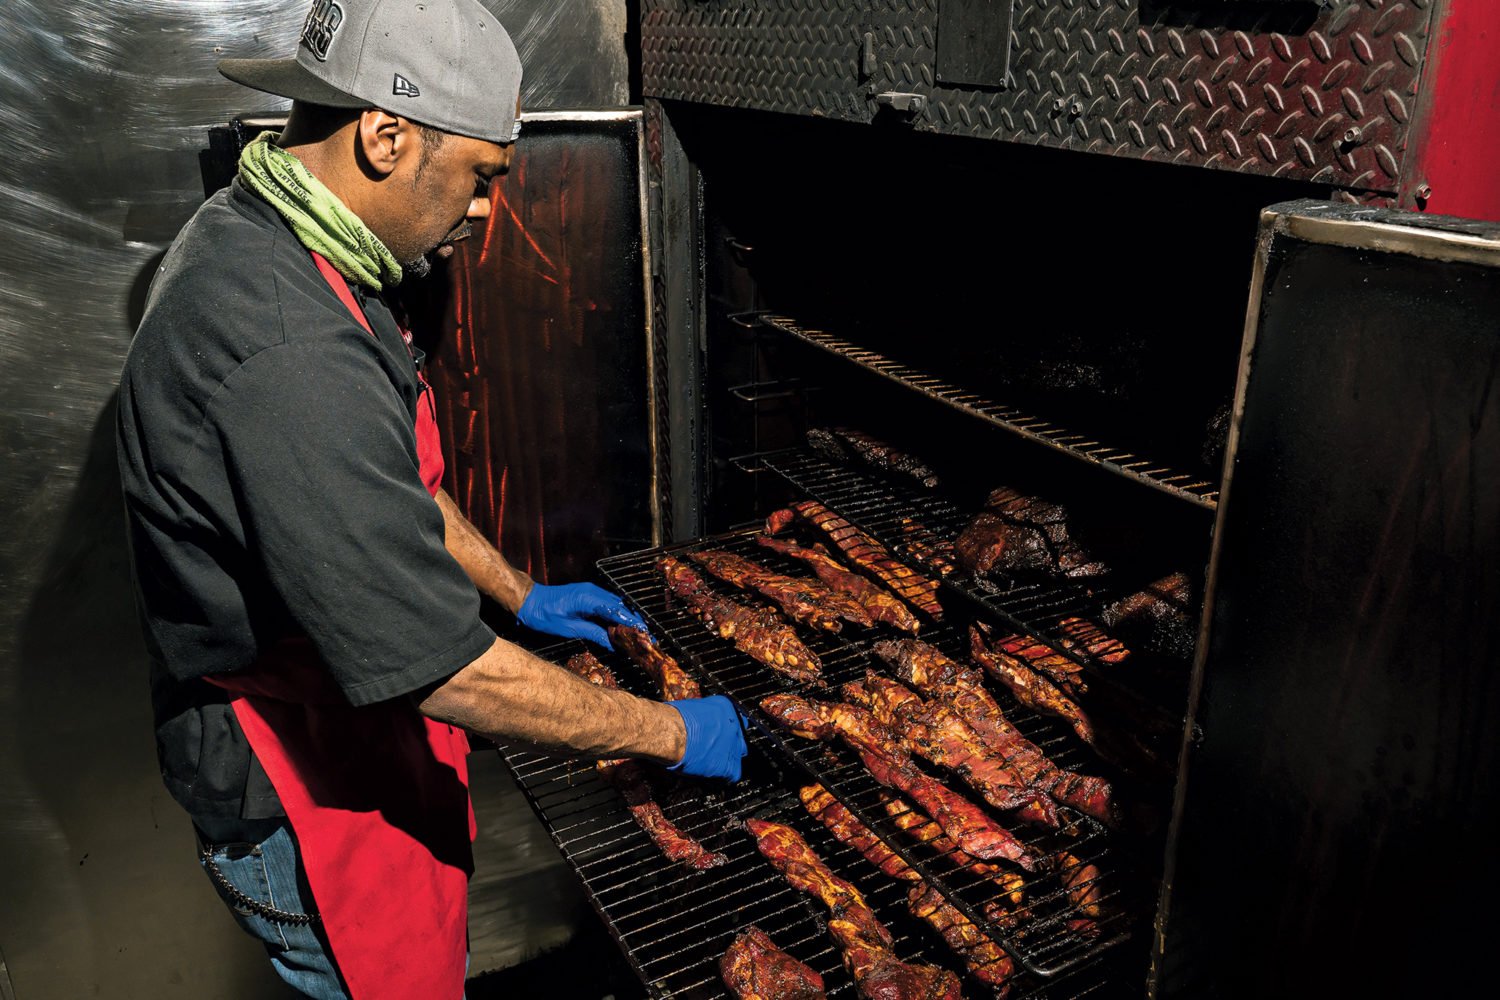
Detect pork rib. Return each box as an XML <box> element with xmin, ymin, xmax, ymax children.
<box><xmin>799</xmin><ymin>784</ymin><xmax>1018</xmax><ymax>994</ymax></box>
<box><xmin>765</xmin><ymin>501</ymin><xmax>944</xmax><ymax>620</ymax></box>
<box><xmin>746</xmin><ymin>818</ymin><xmax>961</xmax><ymax>1000</ymax></box>
<box><xmin>760</xmin><ymin>693</ymin><xmax>1035</xmax><ymax>869</ymax></box>
<box><xmin>1056</xmin><ymin>851</ymin><xmax>1105</xmax><ymax>937</ymax></box>
<box><xmin>883</xmin><ymin>797</ymin><xmax>1029</xmax><ymax>930</ymax></box>
<box><xmin>561</xmin><ymin>653</ymin><xmax>726</xmax><ymax>870</ymax></box>
<box><xmin>970</xmin><ymin>622</ymin><xmax>1098</xmax><ymax>749</ymax></box>
<box><xmin>688</xmin><ymin>549</ymin><xmax>873</xmax><ymax>632</ymax></box>
<box><xmin>953</xmin><ymin>487</ymin><xmax>1107</xmax><ymax>580</ymax></box>
<box><xmin>807</xmin><ymin>427</ymin><xmax>940</xmax><ymax>490</ymax></box>
<box><xmin>720</xmin><ymin>926</ymin><xmax>828</xmax><ymax>1000</ymax></box>
<box><xmin>872</xmin><ymin>639</ymin><xmax>1118</xmax><ymax>826</ymax></box>
<box><xmin>607</xmin><ymin>625</ymin><xmax>701</xmax><ymax>700</ymax></box>
<box><xmin>757</xmin><ymin>536</ymin><xmax>921</xmax><ymax>634</ymax></box>
<box><xmin>660</xmin><ymin>555</ymin><xmax>822</xmax><ymax>684</ymax></box>
<box><xmin>842</xmin><ymin>673</ymin><xmax>1059</xmax><ymax>828</ymax></box>
<box><xmin>898</xmin><ymin>518</ymin><xmax>960</xmax><ymax>578</ymax></box>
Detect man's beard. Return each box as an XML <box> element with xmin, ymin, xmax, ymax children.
<box><xmin>401</xmin><ymin>253</ymin><xmax>434</xmax><ymax>280</ymax></box>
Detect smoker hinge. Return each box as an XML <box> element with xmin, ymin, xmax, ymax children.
<box><xmin>860</xmin><ymin>31</ymin><xmax>877</xmax><ymax>81</ymax></box>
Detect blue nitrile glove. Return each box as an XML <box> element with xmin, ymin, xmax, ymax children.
<box><xmin>515</xmin><ymin>582</ymin><xmax>650</xmax><ymax>650</ymax></box>
<box><xmin>667</xmin><ymin>696</ymin><xmax>749</xmax><ymax>782</ymax></box>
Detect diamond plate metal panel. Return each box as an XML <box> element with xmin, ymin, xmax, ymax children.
<box><xmin>641</xmin><ymin>0</ymin><xmax>1436</xmax><ymax>191</ymax></box>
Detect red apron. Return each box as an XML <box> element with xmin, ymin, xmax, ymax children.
<box><xmin>208</xmin><ymin>252</ymin><xmax>473</xmax><ymax>1000</ymax></box>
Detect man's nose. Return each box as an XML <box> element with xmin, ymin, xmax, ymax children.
<box><xmin>466</xmin><ymin>194</ymin><xmax>492</xmax><ymax>221</ymax></box>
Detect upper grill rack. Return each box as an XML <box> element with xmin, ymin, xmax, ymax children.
<box><xmin>498</xmin><ymin>637</ymin><xmax>1129</xmax><ymax>998</ymax></box>
<box><xmin>756</xmin><ymin>313</ymin><xmax>1220</xmax><ymax>510</ymax></box>
<box><xmin>760</xmin><ymin>448</ymin><xmax>1192</xmax><ymax>769</ymax></box>
<box><xmin>597</xmin><ymin>530</ymin><xmax>1157</xmax><ymax>978</ymax></box>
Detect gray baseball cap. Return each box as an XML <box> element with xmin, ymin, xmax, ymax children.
<box><xmin>218</xmin><ymin>0</ymin><xmax>523</xmax><ymax>145</ymax></box>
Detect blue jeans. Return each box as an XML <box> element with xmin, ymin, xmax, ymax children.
<box><xmin>194</xmin><ymin>817</ymin><xmax>350</xmax><ymax>999</ymax></box>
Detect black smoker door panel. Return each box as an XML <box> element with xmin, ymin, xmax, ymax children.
<box><xmin>1153</xmin><ymin>202</ymin><xmax>1500</xmax><ymax>997</ymax></box>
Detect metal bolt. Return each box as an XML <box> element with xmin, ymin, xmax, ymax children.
<box><xmin>1053</xmin><ymin>96</ymin><xmax>1067</xmax><ymax>113</ymax></box>
<box><xmin>1415</xmin><ymin>183</ymin><xmax>1433</xmax><ymax>203</ymax></box>
<box><xmin>1343</xmin><ymin>125</ymin><xmax>1363</xmax><ymax>145</ymax></box>
<box><xmin>1068</xmin><ymin>97</ymin><xmax>1085</xmax><ymax>117</ymax></box>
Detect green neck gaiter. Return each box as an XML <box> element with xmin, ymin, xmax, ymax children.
<box><xmin>237</xmin><ymin>132</ymin><xmax>403</xmax><ymax>291</ymax></box>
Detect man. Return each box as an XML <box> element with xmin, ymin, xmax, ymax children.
<box><xmin>116</xmin><ymin>2</ymin><xmax>746</xmax><ymax>997</ymax></box>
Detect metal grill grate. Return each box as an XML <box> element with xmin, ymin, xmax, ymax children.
<box><xmin>498</xmin><ymin>638</ymin><xmax>1134</xmax><ymax>998</ymax></box>
<box><xmin>758</xmin><ymin>314</ymin><xmax>1220</xmax><ymax>509</ymax></box>
<box><xmin>597</xmin><ymin>528</ymin><xmax>1161</xmax><ymax>978</ymax></box>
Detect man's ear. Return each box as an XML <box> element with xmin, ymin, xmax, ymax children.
<box><xmin>356</xmin><ymin>109</ymin><xmax>407</xmax><ymax>178</ymax></box>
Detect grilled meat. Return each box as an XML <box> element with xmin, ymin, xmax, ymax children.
<box><xmin>607</xmin><ymin>625</ymin><xmax>701</xmax><ymax>700</ymax></box>
<box><xmin>898</xmin><ymin>518</ymin><xmax>959</xmax><ymax>578</ymax></box>
<box><xmin>991</xmin><ymin>633</ymin><xmax>1089</xmax><ymax>698</ymax></box>
<box><xmin>688</xmin><ymin>549</ymin><xmax>873</xmax><ymax>632</ymax></box>
<box><xmin>757</xmin><ymin>536</ymin><xmax>921</xmax><ymax>633</ymax></box>
<box><xmin>807</xmin><ymin>427</ymin><xmax>940</xmax><ymax>489</ymax></box>
<box><xmin>953</xmin><ymin>487</ymin><xmax>1107</xmax><ymax>579</ymax></box>
<box><xmin>1099</xmin><ymin>571</ymin><xmax>1196</xmax><ymax>660</ymax></box>
<box><xmin>801</xmin><ymin>784</ymin><xmax>919</xmax><ymax>883</ymax></box>
<box><xmin>1056</xmin><ymin>851</ymin><xmax>1105</xmax><ymax>937</ymax></box>
<box><xmin>883</xmin><ymin>798</ymin><xmax>1027</xmax><ymax>908</ymax></box>
<box><xmin>720</xmin><ymin>926</ymin><xmax>828</xmax><ymax>1000</ymax></box>
<box><xmin>1056</xmin><ymin>619</ymin><xmax>1131</xmax><ymax>665</ymax></box>
<box><xmin>873</xmin><ymin>639</ymin><xmax>1118</xmax><ymax>826</ymax></box>
<box><xmin>761</xmin><ymin>694</ymin><xmax>1035</xmax><ymax>869</ymax></box>
<box><xmin>660</xmin><ymin>556</ymin><xmax>822</xmax><ymax>684</ymax></box>
<box><xmin>907</xmin><ymin>884</ymin><xmax>1018</xmax><ymax>993</ymax></box>
<box><xmin>561</xmin><ymin>653</ymin><xmax>727</xmax><ymax>870</ymax></box>
<box><xmin>746</xmin><ymin>819</ymin><xmax>961</xmax><ymax>1000</ymax></box>
<box><xmin>765</xmin><ymin>501</ymin><xmax>944</xmax><ymax>620</ymax></box>
<box><xmin>970</xmin><ymin>623</ymin><xmax>1098</xmax><ymax>749</ymax></box>
<box><xmin>800</xmin><ymin>784</ymin><xmax>1017</xmax><ymax>995</ymax></box>
<box><xmin>842</xmin><ymin>674</ymin><xmax>1059</xmax><ymax>828</ymax></box>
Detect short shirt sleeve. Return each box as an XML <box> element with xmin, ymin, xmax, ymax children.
<box><xmin>209</xmin><ymin>334</ymin><xmax>495</xmax><ymax>705</ymax></box>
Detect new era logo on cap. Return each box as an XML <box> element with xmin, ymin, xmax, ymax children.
<box><xmin>393</xmin><ymin>73</ymin><xmax>420</xmax><ymax>97</ymax></box>
<box><xmin>300</xmin><ymin>0</ymin><xmax>345</xmax><ymax>62</ymax></box>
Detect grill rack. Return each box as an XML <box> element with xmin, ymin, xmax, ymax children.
<box><xmin>758</xmin><ymin>448</ymin><xmax>1193</xmax><ymax>775</ymax></box>
<box><xmin>597</xmin><ymin>530</ymin><xmax>1160</xmax><ymax>978</ymax></box>
<box><xmin>498</xmin><ymin>637</ymin><xmax>1134</xmax><ymax>998</ymax></box>
<box><xmin>756</xmin><ymin>313</ymin><xmax>1220</xmax><ymax>509</ymax></box>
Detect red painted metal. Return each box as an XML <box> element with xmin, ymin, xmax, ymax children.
<box><xmin>1402</xmin><ymin>0</ymin><xmax>1500</xmax><ymax>222</ymax></box>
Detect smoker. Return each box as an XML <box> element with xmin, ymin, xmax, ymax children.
<box><xmin>406</xmin><ymin>2</ymin><xmax>1500</xmax><ymax>998</ymax></box>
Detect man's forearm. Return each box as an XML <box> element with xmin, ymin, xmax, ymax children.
<box><xmin>414</xmin><ymin>637</ymin><xmax>687</xmax><ymax>764</ymax></box>
<box><xmin>434</xmin><ymin>488</ymin><xmax>532</xmax><ymax>613</ymax></box>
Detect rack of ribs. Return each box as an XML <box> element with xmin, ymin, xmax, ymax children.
<box><xmin>872</xmin><ymin>639</ymin><xmax>1117</xmax><ymax>826</ymax></box>
<box><xmin>688</xmin><ymin>549</ymin><xmax>874</xmax><ymax>632</ymax></box>
<box><xmin>952</xmin><ymin>487</ymin><xmax>1107</xmax><ymax>580</ymax></box>
<box><xmin>757</xmin><ymin>536</ymin><xmax>921</xmax><ymax>634</ymax></box>
<box><xmin>765</xmin><ymin>501</ymin><xmax>944</xmax><ymax>620</ymax></box>
<box><xmin>720</xmin><ymin>926</ymin><xmax>828</xmax><ymax>1000</ymax></box>
<box><xmin>882</xmin><ymin>798</ymin><xmax>1029</xmax><ymax>931</ymax></box>
<box><xmin>660</xmin><ymin>556</ymin><xmax>823</xmax><ymax>684</ymax></box>
<box><xmin>800</xmin><ymin>784</ymin><xmax>1018</xmax><ymax>994</ymax></box>
<box><xmin>806</xmin><ymin>427</ymin><xmax>940</xmax><ymax>489</ymax></box>
<box><xmin>746</xmin><ymin>818</ymin><xmax>962</xmax><ymax>1000</ymax></box>
<box><xmin>841</xmin><ymin>674</ymin><xmax>1060</xmax><ymax>828</ymax></box>
<box><xmin>607</xmin><ymin>625</ymin><xmax>701</xmax><ymax>700</ymax></box>
<box><xmin>561</xmin><ymin>653</ymin><xmax>727</xmax><ymax>870</ymax></box>
<box><xmin>1055</xmin><ymin>851</ymin><xmax>1105</xmax><ymax>937</ymax></box>
<box><xmin>969</xmin><ymin>623</ymin><xmax>1098</xmax><ymax>750</ymax></box>
<box><xmin>898</xmin><ymin>518</ymin><xmax>960</xmax><ymax>578</ymax></box>
<box><xmin>760</xmin><ymin>693</ymin><xmax>1035</xmax><ymax>869</ymax></box>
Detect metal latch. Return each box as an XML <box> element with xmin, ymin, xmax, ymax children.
<box><xmin>874</xmin><ymin>91</ymin><xmax>926</xmax><ymax>117</ymax></box>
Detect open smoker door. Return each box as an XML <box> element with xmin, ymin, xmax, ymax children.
<box><xmin>409</xmin><ymin>110</ymin><xmax>657</xmax><ymax>592</ymax></box>
<box><xmin>1152</xmin><ymin>202</ymin><xmax>1500</xmax><ymax>997</ymax></box>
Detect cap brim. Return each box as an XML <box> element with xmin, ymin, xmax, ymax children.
<box><xmin>217</xmin><ymin>58</ymin><xmax>367</xmax><ymax>109</ymax></box>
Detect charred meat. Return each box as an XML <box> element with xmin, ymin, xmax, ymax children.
<box><xmin>765</xmin><ymin>501</ymin><xmax>944</xmax><ymax>620</ymax></box>
<box><xmin>970</xmin><ymin>623</ymin><xmax>1097</xmax><ymax>749</ymax></box>
<box><xmin>660</xmin><ymin>556</ymin><xmax>822</xmax><ymax>684</ymax></box>
<box><xmin>953</xmin><ymin>487</ymin><xmax>1107</xmax><ymax>580</ymax></box>
<box><xmin>607</xmin><ymin>625</ymin><xmax>701</xmax><ymax>700</ymax></box>
<box><xmin>688</xmin><ymin>549</ymin><xmax>873</xmax><ymax>632</ymax></box>
<box><xmin>843</xmin><ymin>673</ymin><xmax>1059</xmax><ymax>828</ymax></box>
<box><xmin>761</xmin><ymin>694</ymin><xmax>1035</xmax><ymax>869</ymax></box>
<box><xmin>898</xmin><ymin>518</ymin><xmax>960</xmax><ymax>578</ymax></box>
<box><xmin>807</xmin><ymin>427</ymin><xmax>940</xmax><ymax>489</ymax></box>
<box><xmin>873</xmin><ymin>639</ymin><xmax>1118</xmax><ymax>825</ymax></box>
<box><xmin>746</xmin><ymin>819</ymin><xmax>961</xmax><ymax>1000</ymax></box>
<box><xmin>561</xmin><ymin>653</ymin><xmax>726</xmax><ymax>870</ymax></box>
<box><xmin>1099</xmin><ymin>571</ymin><xmax>1196</xmax><ymax>659</ymax></box>
<box><xmin>757</xmin><ymin>536</ymin><xmax>921</xmax><ymax>634</ymax></box>
<box><xmin>720</xmin><ymin>926</ymin><xmax>828</xmax><ymax>1000</ymax></box>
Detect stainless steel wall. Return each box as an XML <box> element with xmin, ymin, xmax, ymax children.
<box><xmin>0</xmin><ymin>1</ymin><xmax>627</xmax><ymax>997</ymax></box>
